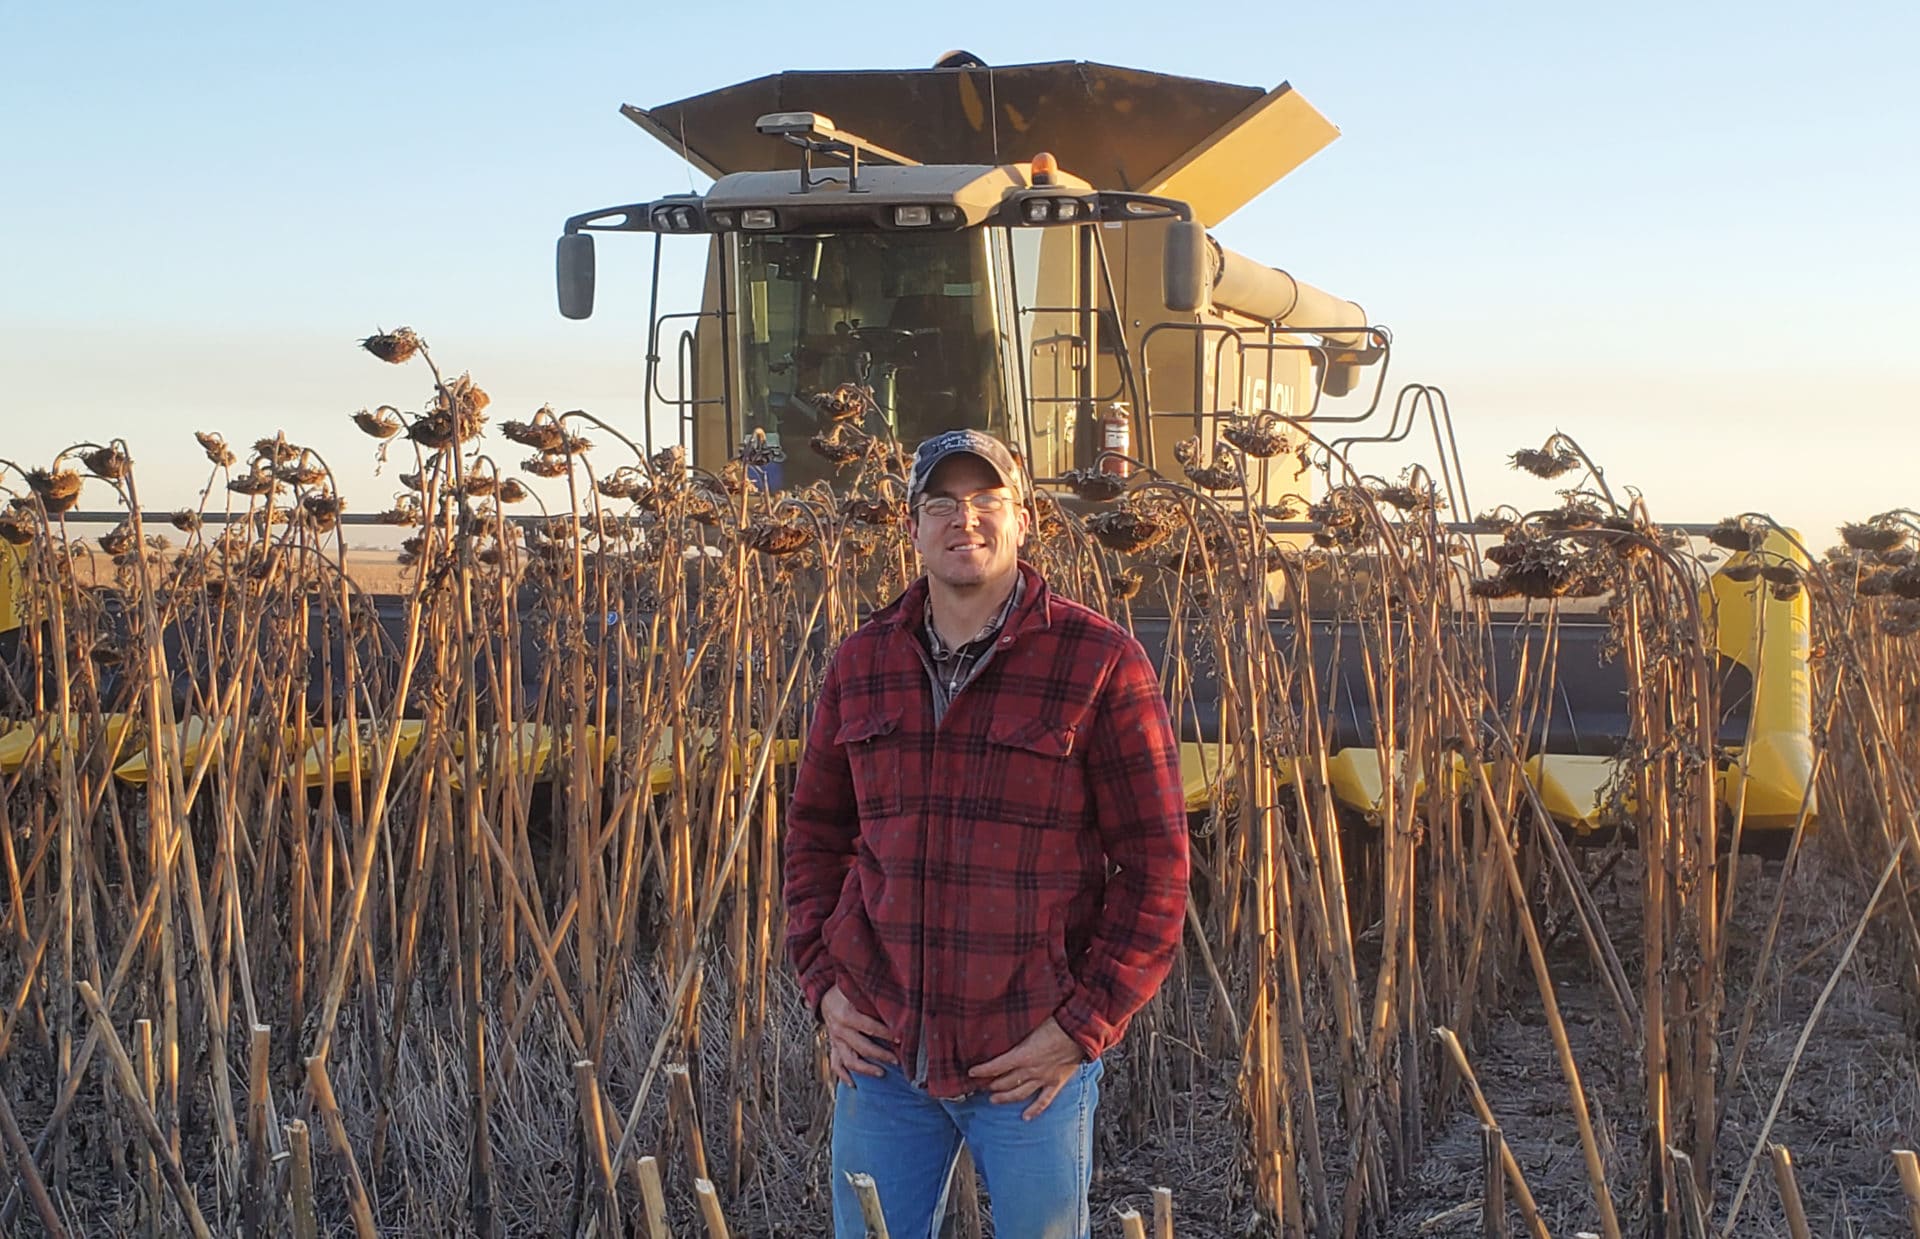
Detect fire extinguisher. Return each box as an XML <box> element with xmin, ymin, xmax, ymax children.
<box><xmin>1100</xmin><ymin>403</ymin><xmax>1132</xmax><ymax>477</ymax></box>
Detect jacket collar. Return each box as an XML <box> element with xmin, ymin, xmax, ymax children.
<box><xmin>873</xmin><ymin>561</ymin><xmax>1052</xmax><ymax>642</ymax></box>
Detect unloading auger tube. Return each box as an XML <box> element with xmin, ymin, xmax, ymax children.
<box><xmin>1165</xmin><ymin>219</ymin><xmax>1369</xmax><ymax>348</ymax></box>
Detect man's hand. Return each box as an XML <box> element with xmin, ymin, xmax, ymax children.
<box><xmin>967</xmin><ymin>1017</ymin><xmax>1086</xmax><ymax>1120</ymax></box>
<box><xmin>821</xmin><ymin>984</ymin><xmax>894</xmax><ymax>1087</ymax></box>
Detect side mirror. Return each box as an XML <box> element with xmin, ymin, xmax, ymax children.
<box><xmin>1162</xmin><ymin>220</ymin><xmax>1211</xmax><ymax>313</ymax></box>
<box><xmin>556</xmin><ymin>233</ymin><xmax>596</xmax><ymax>320</ymax></box>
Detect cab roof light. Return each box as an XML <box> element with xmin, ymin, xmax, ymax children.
<box><xmin>756</xmin><ymin>111</ymin><xmax>837</xmax><ymax>138</ymax></box>
<box><xmin>893</xmin><ymin>204</ymin><xmax>932</xmax><ymax>227</ymax></box>
<box><xmin>1030</xmin><ymin>151</ymin><xmax>1058</xmax><ymax>186</ymax></box>
<box><xmin>740</xmin><ymin>208</ymin><xmax>778</xmax><ymax>230</ymax></box>
<box><xmin>1023</xmin><ymin>198</ymin><xmax>1052</xmax><ymax>223</ymax></box>
<box><xmin>650</xmin><ymin>202</ymin><xmax>703</xmax><ymax>232</ymax></box>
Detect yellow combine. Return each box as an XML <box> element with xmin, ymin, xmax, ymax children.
<box><xmin>554</xmin><ymin>56</ymin><xmax>1814</xmax><ymax>843</ymax></box>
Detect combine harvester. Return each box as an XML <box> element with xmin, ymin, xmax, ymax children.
<box><xmin>552</xmin><ymin>56</ymin><xmax>1813</xmax><ymax>846</ymax></box>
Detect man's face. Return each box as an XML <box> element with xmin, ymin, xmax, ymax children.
<box><xmin>907</xmin><ymin>453</ymin><xmax>1029</xmax><ymax>592</ymax></box>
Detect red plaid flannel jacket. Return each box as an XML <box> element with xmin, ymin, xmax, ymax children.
<box><xmin>784</xmin><ymin>563</ymin><xmax>1190</xmax><ymax>1099</ymax></box>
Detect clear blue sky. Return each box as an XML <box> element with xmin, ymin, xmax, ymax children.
<box><xmin>3</xmin><ymin>1</ymin><xmax>1915</xmax><ymax>543</ymax></box>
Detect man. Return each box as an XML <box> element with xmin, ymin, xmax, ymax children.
<box><xmin>784</xmin><ymin>429</ymin><xmax>1190</xmax><ymax>1238</ymax></box>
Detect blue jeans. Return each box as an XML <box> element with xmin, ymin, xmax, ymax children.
<box><xmin>830</xmin><ymin>1059</ymin><xmax>1103</xmax><ymax>1239</ymax></box>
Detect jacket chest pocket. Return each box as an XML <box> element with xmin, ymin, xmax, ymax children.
<box><xmin>982</xmin><ymin>716</ymin><xmax>1083</xmax><ymax>827</ymax></box>
<box><xmin>835</xmin><ymin>710</ymin><xmax>905</xmax><ymax>819</ymax></box>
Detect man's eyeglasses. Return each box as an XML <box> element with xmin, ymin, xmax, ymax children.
<box><xmin>914</xmin><ymin>493</ymin><xmax>1013</xmax><ymax>518</ymax></box>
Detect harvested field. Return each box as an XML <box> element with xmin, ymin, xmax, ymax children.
<box><xmin>0</xmin><ymin>344</ymin><xmax>1916</xmax><ymax>1236</ymax></box>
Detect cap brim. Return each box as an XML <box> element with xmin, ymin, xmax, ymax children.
<box><xmin>911</xmin><ymin>447</ymin><xmax>1022</xmax><ymax>498</ymax></box>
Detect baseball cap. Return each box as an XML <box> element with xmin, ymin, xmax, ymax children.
<box><xmin>907</xmin><ymin>429</ymin><xmax>1025</xmax><ymax>502</ymax></box>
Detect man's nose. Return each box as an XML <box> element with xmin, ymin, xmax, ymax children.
<box><xmin>951</xmin><ymin>503</ymin><xmax>982</xmax><ymax>528</ymax></box>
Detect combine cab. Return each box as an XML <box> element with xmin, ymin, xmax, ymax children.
<box><xmin>554</xmin><ymin>58</ymin><xmax>1813</xmax><ymax>844</ymax></box>
<box><xmin>558</xmin><ymin>61</ymin><xmax>1365</xmax><ymax>499</ymax></box>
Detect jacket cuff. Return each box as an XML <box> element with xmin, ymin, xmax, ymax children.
<box><xmin>801</xmin><ymin>966</ymin><xmax>837</xmax><ymax>1020</ymax></box>
<box><xmin>1053</xmin><ymin>989</ymin><xmax>1118</xmax><ymax>1061</ymax></box>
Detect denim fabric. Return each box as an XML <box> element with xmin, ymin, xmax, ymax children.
<box><xmin>830</xmin><ymin>1058</ymin><xmax>1103</xmax><ymax>1239</ymax></box>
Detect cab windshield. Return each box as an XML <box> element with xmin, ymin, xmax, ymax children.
<box><xmin>734</xmin><ymin>230</ymin><xmax>1008</xmax><ymax>488</ymax></box>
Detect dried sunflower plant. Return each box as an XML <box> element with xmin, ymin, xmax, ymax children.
<box><xmin>2</xmin><ymin>353</ymin><xmax>1919</xmax><ymax>1239</ymax></box>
